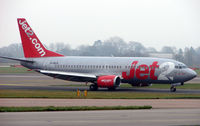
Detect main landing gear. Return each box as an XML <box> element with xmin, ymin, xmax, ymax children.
<box><xmin>89</xmin><ymin>84</ymin><xmax>98</xmax><ymax>91</ymax></box>
<box><xmin>89</xmin><ymin>84</ymin><xmax>116</xmax><ymax>91</ymax></box>
<box><xmin>170</xmin><ymin>86</ymin><xmax>176</xmax><ymax>92</ymax></box>
<box><xmin>108</xmin><ymin>87</ymin><xmax>116</xmax><ymax>91</ymax></box>
<box><xmin>170</xmin><ymin>82</ymin><xmax>184</xmax><ymax>92</ymax></box>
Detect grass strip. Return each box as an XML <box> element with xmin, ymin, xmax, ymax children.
<box><xmin>0</xmin><ymin>89</ymin><xmax>200</xmax><ymax>99</ymax></box>
<box><xmin>0</xmin><ymin>106</ymin><xmax>152</xmax><ymax>112</ymax></box>
<box><xmin>0</xmin><ymin>67</ymin><xmax>34</xmax><ymax>74</ymax></box>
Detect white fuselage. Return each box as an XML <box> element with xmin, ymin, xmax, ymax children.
<box><xmin>21</xmin><ymin>56</ymin><xmax>197</xmax><ymax>84</ymax></box>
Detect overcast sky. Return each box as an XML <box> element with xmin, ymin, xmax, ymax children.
<box><xmin>0</xmin><ymin>0</ymin><xmax>199</xmax><ymax>50</ymax></box>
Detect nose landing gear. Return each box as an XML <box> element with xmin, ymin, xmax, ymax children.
<box><xmin>170</xmin><ymin>86</ymin><xmax>176</xmax><ymax>92</ymax></box>
<box><xmin>170</xmin><ymin>82</ymin><xmax>183</xmax><ymax>92</ymax></box>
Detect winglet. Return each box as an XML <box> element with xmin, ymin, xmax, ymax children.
<box><xmin>17</xmin><ymin>18</ymin><xmax>64</xmax><ymax>58</ymax></box>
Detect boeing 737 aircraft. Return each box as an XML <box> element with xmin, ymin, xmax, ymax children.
<box><xmin>0</xmin><ymin>18</ymin><xmax>197</xmax><ymax>92</ymax></box>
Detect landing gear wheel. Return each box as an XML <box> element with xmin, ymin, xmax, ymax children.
<box><xmin>89</xmin><ymin>84</ymin><xmax>98</xmax><ymax>91</ymax></box>
<box><xmin>170</xmin><ymin>86</ymin><xmax>176</xmax><ymax>92</ymax></box>
<box><xmin>108</xmin><ymin>87</ymin><xmax>116</xmax><ymax>91</ymax></box>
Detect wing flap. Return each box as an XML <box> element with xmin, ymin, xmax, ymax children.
<box><xmin>38</xmin><ymin>70</ymin><xmax>97</xmax><ymax>82</ymax></box>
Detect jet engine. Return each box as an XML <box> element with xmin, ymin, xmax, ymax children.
<box><xmin>97</xmin><ymin>75</ymin><xmax>121</xmax><ymax>88</ymax></box>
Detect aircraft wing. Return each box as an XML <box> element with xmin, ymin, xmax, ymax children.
<box><xmin>38</xmin><ymin>70</ymin><xmax>97</xmax><ymax>82</ymax></box>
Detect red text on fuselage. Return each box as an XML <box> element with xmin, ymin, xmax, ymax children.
<box><xmin>122</xmin><ymin>61</ymin><xmax>159</xmax><ymax>80</ymax></box>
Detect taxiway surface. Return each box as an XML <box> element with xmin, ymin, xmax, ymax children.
<box><xmin>0</xmin><ymin>109</ymin><xmax>200</xmax><ymax>126</ymax></box>
<box><xmin>1</xmin><ymin>73</ymin><xmax>200</xmax><ymax>126</ymax></box>
<box><xmin>0</xmin><ymin>73</ymin><xmax>200</xmax><ymax>93</ymax></box>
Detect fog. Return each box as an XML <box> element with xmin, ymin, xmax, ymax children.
<box><xmin>0</xmin><ymin>36</ymin><xmax>200</xmax><ymax>67</ymax></box>
<box><xmin>0</xmin><ymin>0</ymin><xmax>200</xmax><ymax>50</ymax></box>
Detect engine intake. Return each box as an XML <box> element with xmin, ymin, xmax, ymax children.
<box><xmin>97</xmin><ymin>75</ymin><xmax>120</xmax><ymax>88</ymax></box>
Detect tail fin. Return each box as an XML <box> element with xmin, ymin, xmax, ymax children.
<box><xmin>17</xmin><ymin>18</ymin><xmax>63</xmax><ymax>58</ymax></box>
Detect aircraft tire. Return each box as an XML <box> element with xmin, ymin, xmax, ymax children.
<box><xmin>170</xmin><ymin>87</ymin><xmax>176</xmax><ymax>92</ymax></box>
<box><xmin>90</xmin><ymin>84</ymin><xmax>98</xmax><ymax>91</ymax></box>
<box><xmin>108</xmin><ymin>87</ymin><xmax>116</xmax><ymax>91</ymax></box>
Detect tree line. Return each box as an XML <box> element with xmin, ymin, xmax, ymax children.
<box><xmin>0</xmin><ymin>37</ymin><xmax>199</xmax><ymax>67</ymax></box>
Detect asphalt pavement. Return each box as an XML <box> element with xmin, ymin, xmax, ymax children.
<box><xmin>0</xmin><ymin>109</ymin><xmax>200</xmax><ymax>126</ymax></box>
<box><xmin>0</xmin><ymin>73</ymin><xmax>200</xmax><ymax>93</ymax></box>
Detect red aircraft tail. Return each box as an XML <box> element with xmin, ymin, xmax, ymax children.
<box><xmin>17</xmin><ymin>18</ymin><xmax>63</xmax><ymax>58</ymax></box>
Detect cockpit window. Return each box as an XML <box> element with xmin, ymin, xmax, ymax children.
<box><xmin>175</xmin><ymin>64</ymin><xmax>187</xmax><ymax>69</ymax></box>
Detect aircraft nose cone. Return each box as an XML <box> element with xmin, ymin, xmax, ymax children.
<box><xmin>189</xmin><ymin>69</ymin><xmax>197</xmax><ymax>79</ymax></box>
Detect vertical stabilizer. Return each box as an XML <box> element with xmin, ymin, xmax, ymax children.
<box><xmin>17</xmin><ymin>18</ymin><xmax>63</xmax><ymax>58</ymax></box>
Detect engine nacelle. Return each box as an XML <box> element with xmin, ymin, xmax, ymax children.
<box><xmin>97</xmin><ymin>75</ymin><xmax>121</xmax><ymax>88</ymax></box>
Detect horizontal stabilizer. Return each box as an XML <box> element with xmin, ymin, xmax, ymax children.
<box><xmin>0</xmin><ymin>56</ymin><xmax>34</xmax><ymax>63</ymax></box>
